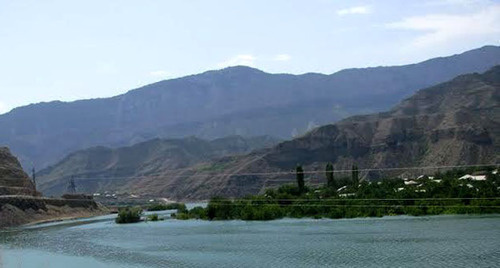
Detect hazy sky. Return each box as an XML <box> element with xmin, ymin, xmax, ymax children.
<box><xmin>1</xmin><ymin>0</ymin><xmax>499</xmax><ymax>114</ymax></box>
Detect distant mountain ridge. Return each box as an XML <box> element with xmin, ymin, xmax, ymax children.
<box><xmin>2</xmin><ymin>45</ymin><xmax>500</xmax><ymax>168</ymax></box>
<box><xmin>38</xmin><ymin>66</ymin><xmax>500</xmax><ymax>200</ymax></box>
<box><xmin>37</xmin><ymin>135</ymin><xmax>280</xmax><ymax>196</ymax></box>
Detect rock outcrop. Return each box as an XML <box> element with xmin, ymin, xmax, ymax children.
<box><xmin>0</xmin><ymin>147</ymin><xmax>107</xmax><ymax>228</ymax></box>
<box><xmin>0</xmin><ymin>147</ymin><xmax>37</xmax><ymax>196</ymax></box>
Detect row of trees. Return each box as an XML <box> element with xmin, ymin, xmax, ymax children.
<box><xmin>295</xmin><ymin>163</ymin><xmax>359</xmax><ymax>192</ymax></box>
<box><xmin>175</xmin><ymin>166</ymin><xmax>500</xmax><ymax>221</ymax></box>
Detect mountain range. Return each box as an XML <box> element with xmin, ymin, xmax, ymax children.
<box><xmin>37</xmin><ymin>65</ymin><xmax>500</xmax><ymax>200</ymax></box>
<box><xmin>2</xmin><ymin>46</ymin><xmax>500</xmax><ymax>169</ymax></box>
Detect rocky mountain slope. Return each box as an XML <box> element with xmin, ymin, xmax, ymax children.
<box><xmin>37</xmin><ymin>135</ymin><xmax>280</xmax><ymax>196</ymax></box>
<box><xmin>0</xmin><ymin>147</ymin><xmax>107</xmax><ymax>228</ymax></box>
<box><xmin>2</xmin><ymin>46</ymin><xmax>500</xmax><ymax>169</ymax></box>
<box><xmin>37</xmin><ymin>66</ymin><xmax>500</xmax><ymax>200</ymax></box>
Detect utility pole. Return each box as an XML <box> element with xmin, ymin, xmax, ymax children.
<box><xmin>67</xmin><ymin>176</ymin><xmax>76</xmax><ymax>194</ymax></box>
<box><xmin>32</xmin><ymin>166</ymin><xmax>37</xmax><ymax>191</ymax></box>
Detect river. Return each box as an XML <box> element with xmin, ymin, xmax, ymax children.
<box><xmin>0</xmin><ymin>214</ymin><xmax>499</xmax><ymax>267</ymax></box>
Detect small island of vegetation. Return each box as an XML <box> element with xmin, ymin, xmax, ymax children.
<box><xmin>116</xmin><ymin>203</ymin><xmax>187</xmax><ymax>223</ymax></box>
<box><xmin>115</xmin><ymin>206</ymin><xmax>142</xmax><ymax>223</ymax></box>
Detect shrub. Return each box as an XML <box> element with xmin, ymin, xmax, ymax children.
<box><xmin>147</xmin><ymin>213</ymin><xmax>159</xmax><ymax>221</ymax></box>
<box><xmin>207</xmin><ymin>197</ymin><xmax>234</xmax><ymax>220</ymax></box>
<box><xmin>116</xmin><ymin>207</ymin><xmax>142</xmax><ymax>224</ymax></box>
<box><xmin>188</xmin><ymin>206</ymin><xmax>207</xmax><ymax>219</ymax></box>
<box><xmin>174</xmin><ymin>213</ymin><xmax>190</xmax><ymax>220</ymax></box>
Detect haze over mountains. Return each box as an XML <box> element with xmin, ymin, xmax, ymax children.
<box><xmin>38</xmin><ymin>65</ymin><xmax>500</xmax><ymax>199</ymax></box>
<box><xmin>2</xmin><ymin>46</ymin><xmax>500</xmax><ymax>169</ymax></box>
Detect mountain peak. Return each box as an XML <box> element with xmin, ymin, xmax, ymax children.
<box><xmin>206</xmin><ymin>65</ymin><xmax>266</xmax><ymax>76</ymax></box>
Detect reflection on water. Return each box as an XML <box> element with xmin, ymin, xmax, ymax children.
<box><xmin>1</xmin><ymin>214</ymin><xmax>499</xmax><ymax>268</ymax></box>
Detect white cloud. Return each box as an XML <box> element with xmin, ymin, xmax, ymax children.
<box><xmin>216</xmin><ymin>54</ymin><xmax>256</xmax><ymax>68</ymax></box>
<box><xmin>423</xmin><ymin>0</ymin><xmax>489</xmax><ymax>7</ymax></box>
<box><xmin>149</xmin><ymin>70</ymin><xmax>172</xmax><ymax>78</ymax></box>
<box><xmin>337</xmin><ymin>6</ymin><xmax>371</xmax><ymax>16</ymax></box>
<box><xmin>272</xmin><ymin>54</ymin><xmax>292</xmax><ymax>61</ymax></box>
<box><xmin>216</xmin><ymin>53</ymin><xmax>291</xmax><ymax>69</ymax></box>
<box><xmin>387</xmin><ymin>4</ymin><xmax>500</xmax><ymax>48</ymax></box>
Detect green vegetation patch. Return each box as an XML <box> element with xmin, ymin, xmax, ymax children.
<box><xmin>176</xmin><ymin>166</ymin><xmax>500</xmax><ymax>221</ymax></box>
<box><xmin>115</xmin><ymin>206</ymin><xmax>143</xmax><ymax>224</ymax></box>
<box><xmin>147</xmin><ymin>203</ymin><xmax>187</xmax><ymax>212</ymax></box>
<box><xmin>146</xmin><ymin>213</ymin><xmax>160</xmax><ymax>221</ymax></box>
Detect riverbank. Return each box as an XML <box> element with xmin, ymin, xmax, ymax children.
<box><xmin>0</xmin><ymin>195</ymin><xmax>109</xmax><ymax>228</ymax></box>
<box><xmin>173</xmin><ymin>168</ymin><xmax>500</xmax><ymax>221</ymax></box>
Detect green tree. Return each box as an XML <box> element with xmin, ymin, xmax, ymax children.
<box><xmin>352</xmin><ymin>164</ymin><xmax>359</xmax><ymax>185</ymax></box>
<box><xmin>326</xmin><ymin>162</ymin><xmax>336</xmax><ymax>189</ymax></box>
<box><xmin>207</xmin><ymin>197</ymin><xmax>234</xmax><ymax>220</ymax></box>
<box><xmin>296</xmin><ymin>165</ymin><xmax>305</xmax><ymax>193</ymax></box>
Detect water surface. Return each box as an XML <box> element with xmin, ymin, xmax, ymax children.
<box><xmin>1</xmin><ymin>214</ymin><xmax>499</xmax><ymax>267</ymax></box>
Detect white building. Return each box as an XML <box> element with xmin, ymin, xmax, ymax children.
<box><xmin>458</xmin><ymin>174</ymin><xmax>486</xmax><ymax>181</ymax></box>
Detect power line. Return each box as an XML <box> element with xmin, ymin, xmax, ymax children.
<box><xmin>201</xmin><ymin>203</ymin><xmax>500</xmax><ymax>208</ymax></box>
<box><xmin>204</xmin><ymin>197</ymin><xmax>500</xmax><ymax>201</ymax></box>
<box><xmin>42</xmin><ymin>163</ymin><xmax>499</xmax><ymax>181</ymax></box>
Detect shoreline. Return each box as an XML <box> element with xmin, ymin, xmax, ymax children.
<box><xmin>22</xmin><ymin>210</ymin><xmax>112</xmax><ymax>227</ymax></box>
<box><xmin>0</xmin><ymin>195</ymin><xmax>110</xmax><ymax>229</ymax></box>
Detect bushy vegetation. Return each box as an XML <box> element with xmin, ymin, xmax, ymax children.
<box><xmin>176</xmin><ymin>166</ymin><xmax>500</xmax><ymax>221</ymax></box>
<box><xmin>115</xmin><ymin>206</ymin><xmax>143</xmax><ymax>224</ymax></box>
<box><xmin>147</xmin><ymin>202</ymin><xmax>187</xmax><ymax>212</ymax></box>
<box><xmin>146</xmin><ymin>213</ymin><xmax>160</xmax><ymax>221</ymax></box>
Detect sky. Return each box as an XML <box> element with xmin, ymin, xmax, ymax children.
<box><xmin>0</xmin><ymin>0</ymin><xmax>499</xmax><ymax>114</ymax></box>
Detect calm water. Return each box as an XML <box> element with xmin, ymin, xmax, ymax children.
<box><xmin>0</xmin><ymin>214</ymin><xmax>499</xmax><ymax>268</ymax></box>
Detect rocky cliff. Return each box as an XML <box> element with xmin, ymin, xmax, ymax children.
<box><xmin>0</xmin><ymin>147</ymin><xmax>37</xmax><ymax>196</ymax></box>
<box><xmin>0</xmin><ymin>147</ymin><xmax>107</xmax><ymax>228</ymax></box>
